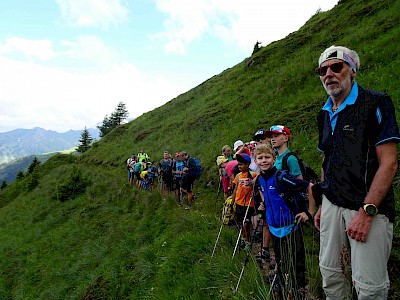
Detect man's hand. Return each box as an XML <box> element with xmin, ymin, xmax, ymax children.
<box><xmin>346</xmin><ymin>208</ymin><xmax>373</xmax><ymax>242</ymax></box>
<box><xmin>295</xmin><ymin>212</ymin><xmax>310</xmax><ymax>223</ymax></box>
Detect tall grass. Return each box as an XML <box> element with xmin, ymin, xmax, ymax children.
<box><xmin>1</xmin><ymin>0</ymin><xmax>400</xmax><ymax>298</ymax></box>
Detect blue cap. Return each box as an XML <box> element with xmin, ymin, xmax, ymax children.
<box><xmin>236</xmin><ymin>153</ymin><xmax>251</xmax><ymax>164</ymax></box>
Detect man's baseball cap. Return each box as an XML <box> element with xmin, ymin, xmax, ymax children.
<box><xmin>236</xmin><ymin>153</ymin><xmax>251</xmax><ymax>164</ymax></box>
<box><xmin>265</xmin><ymin>125</ymin><xmax>291</xmax><ymax>140</ymax></box>
<box><xmin>233</xmin><ymin>140</ymin><xmax>244</xmax><ymax>151</ymax></box>
<box><xmin>253</xmin><ymin>129</ymin><xmax>267</xmax><ymax>140</ymax></box>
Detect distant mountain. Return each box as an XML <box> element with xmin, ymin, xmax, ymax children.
<box><xmin>0</xmin><ymin>127</ymin><xmax>99</xmax><ymax>164</ymax></box>
<box><xmin>0</xmin><ymin>154</ymin><xmax>55</xmax><ymax>184</ymax></box>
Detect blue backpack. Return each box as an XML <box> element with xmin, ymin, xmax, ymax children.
<box><xmin>174</xmin><ymin>161</ymin><xmax>185</xmax><ymax>179</ymax></box>
<box><xmin>258</xmin><ymin>170</ymin><xmax>308</xmax><ymax>229</ymax></box>
<box><xmin>188</xmin><ymin>157</ymin><xmax>202</xmax><ymax>179</ymax></box>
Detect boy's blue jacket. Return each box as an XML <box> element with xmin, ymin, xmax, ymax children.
<box><xmin>256</xmin><ymin>167</ymin><xmax>310</xmax><ymax>237</ymax></box>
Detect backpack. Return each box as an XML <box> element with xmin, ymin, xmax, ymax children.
<box><xmin>258</xmin><ymin>170</ymin><xmax>309</xmax><ymax>230</ymax></box>
<box><xmin>281</xmin><ymin>152</ymin><xmax>319</xmax><ymax>183</ymax></box>
<box><xmin>188</xmin><ymin>157</ymin><xmax>202</xmax><ymax>179</ymax></box>
<box><xmin>174</xmin><ymin>161</ymin><xmax>185</xmax><ymax>179</ymax></box>
<box><xmin>221</xmin><ymin>196</ymin><xmax>236</xmax><ymax>225</ymax></box>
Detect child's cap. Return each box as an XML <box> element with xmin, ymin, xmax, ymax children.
<box><xmin>233</xmin><ymin>140</ymin><xmax>244</xmax><ymax>151</ymax></box>
<box><xmin>216</xmin><ymin>155</ymin><xmax>228</xmax><ymax>166</ymax></box>
<box><xmin>236</xmin><ymin>153</ymin><xmax>251</xmax><ymax>164</ymax></box>
<box><xmin>265</xmin><ymin>125</ymin><xmax>291</xmax><ymax>140</ymax></box>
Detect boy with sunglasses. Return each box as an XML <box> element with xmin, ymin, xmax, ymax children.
<box><xmin>265</xmin><ymin>125</ymin><xmax>303</xmax><ymax>179</ymax></box>
<box><xmin>315</xmin><ymin>45</ymin><xmax>400</xmax><ymax>299</ymax></box>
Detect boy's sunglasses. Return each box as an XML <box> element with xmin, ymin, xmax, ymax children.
<box><xmin>315</xmin><ymin>61</ymin><xmax>345</xmax><ymax>76</ymax></box>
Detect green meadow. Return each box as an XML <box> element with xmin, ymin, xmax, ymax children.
<box><xmin>1</xmin><ymin>0</ymin><xmax>400</xmax><ymax>298</ymax></box>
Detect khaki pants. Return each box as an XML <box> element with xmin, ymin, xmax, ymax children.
<box><xmin>319</xmin><ymin>196</ymin><xmax>392</xmax><ymax>300</ymax></box>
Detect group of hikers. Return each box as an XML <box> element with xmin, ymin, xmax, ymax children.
<box><xmin>126</xmin><ymin>149</ymin><xmax>200</xmax><ymax>210</ymax></box>
<box><xmin>216</xmin><ymin>125</ymin><xmax>315</xmax><ymax>298</ymax></box>
<box><xmin>124</xmin><ymin>46</ymin><xmax>399</xmax><ymax>300</ymax></box>
<box><xmin>214</xmin><ymin>45</ymin><xmax>400</xmax><ymax>300</ymax></box>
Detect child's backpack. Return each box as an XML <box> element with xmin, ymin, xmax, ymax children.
<box><xmin>281</xmin><ymin>152</ymin><xmax>319</xmax><ymax>183</ymax></box>
<box><xmin>134</xmin><ymin>162</ymin><xmax>142</xmax><ymax>173</ymax></box>
<box><xmin>221</xmin><ymin>196</ymin><xmax>236</xmax><ymax>225</ymax></box>
<box><xmin>188</xmin><ymin>157</ymin><xmax>202</xmax><ymax>179</ymax></box>
<box><xmin>258</xmin><ymin>170</ymin><xmax>309</xmax><ymax>230</ymax></box>
<box><xmin>274</xmin><ymin>170</ymin><xmax>311</xmax><ymax>220</ymax></box>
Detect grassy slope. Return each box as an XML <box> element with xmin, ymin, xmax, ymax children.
<box><xmin>1</xmin><ymin>0</ymin><xmax>400</xmax><ymax>299</ymax></box>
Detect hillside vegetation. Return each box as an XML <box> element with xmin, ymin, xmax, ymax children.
<box><xmin>1</xmin><ymin>0</ymin><xmax>400</xmax><ymax>299</ymax></box>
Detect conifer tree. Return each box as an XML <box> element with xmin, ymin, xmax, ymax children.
<box><xmin>16</xmin><ymin>171</ymin><xmax>24</xmax><ymax>180</ymax></box>
<box><xmin>97</xmin><ymin>102</ymin><xmax>129</xmax><ymax>137</ymax></box>
<box><xmin>27</xmin><ymin>157</ymin><xmax>40</xmax><ymax>174</ymax></box>
<box><xmin>1</xmin><ymin>180</ymin><xmax>7</xmax><ymax>190</ymax></box>
<box><xmin>77</xmin><ymin>127</ymin><xmax>93</xmax><ymax>153</ymax></box>
<box><xmin>111</xmin><ymin>102</ymin><xmax>129</xmax><ymax>126</ymax></box>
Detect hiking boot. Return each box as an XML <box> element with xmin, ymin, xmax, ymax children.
<box><xmin>185</xmin><ymin>205</ymin><xmax>191</xmax><ymax>210</ymax></box>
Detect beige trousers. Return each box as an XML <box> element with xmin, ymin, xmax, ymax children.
<box><xmin>319</xmin><ymin>196</ymin><xmax>392</xmax><ymax>300</ymax></box>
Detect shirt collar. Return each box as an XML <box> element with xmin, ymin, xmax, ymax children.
<box><xmin>322</xmin><ymin>82</ymin><xmax>358</xmax><ymax>113</ymax></box>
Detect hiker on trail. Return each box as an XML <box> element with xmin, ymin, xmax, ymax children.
<box><xmin>231</xmin><ymin>153</ymin><xmax>258</xmax><ymax>248</ymax></box>
<box><xmin>247</xmin><ymin>141</ymin><xmax>260</xmax><ymax>174</ymax></box>
<box><xmin>314</xmin><ymin>45</ymin><xmax>400</xmax><ymax>299</ymax></box>
<box><xmin>180</xmin><ymin>151</ymin><xmax>197</xmax><ymax>210</ymax></box>
<box><xmin>133</xmin><ymin>159</ymin><xmax>146</xmax><ymax>186</ymax></box>
<box><xmin>253</xmin><ymin>129</ymin><xmax>268</xmax><ymax>145</ymax></box>
<box><xmin>232</xmin><ymin>140</ymin><xmax>245</xmax><ymax>159</ymax></box>
<box><xmin>172</xmin><ymin>152</ymin><xmax>185</xmax><ymax>205</ymax></box>
<box><xmin>146</xmin><ymin>162</ymin><xmax>157</xmax><ymax>191</ymax></box>
<box><xmin>158</xmin><ymin>151</ymin><xmax>173</xmax><ymax>199</ymax></box>
<box><xmin>265</xmin><ymin>125</ymin><xmax>303</xmax><ymax>179</ymax></box>
<box><xmin>221</xmin><ymin>145</ymin><xmax>234</xmax><ymax>161</ymax></box>
<box><xmin>216</xmin><ymin>155</ymin><xmax>230</xmax><ymax>200</ymax></box>
<box><xmin>254</xmin><ymin>143</ymin><xmax>315</xmax><ymax>299</ymax></box>
<box><xmin>137</xmin><ymin>149</ymin><xmax>149</xmax><ymax>163</ymax></box>
<box><xmin>126</xmin><ymin>154</ymin><xmax>136</xmax><ymax>185</ymax></box>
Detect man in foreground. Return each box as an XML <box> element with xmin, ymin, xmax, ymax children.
<box><xmin>314</xmin><ymin>45</ymin><xmax>400</xmax><ymax>299</ymax></box>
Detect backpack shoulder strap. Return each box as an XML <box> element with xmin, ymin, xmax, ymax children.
<box><xmin>281</xmin><ymin>152</ymin><xmax>295</xmax><ymax>172</ymax></box>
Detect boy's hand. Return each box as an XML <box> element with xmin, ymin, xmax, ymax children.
<box><xmin>258</xmin><ymin>202</ymin><xmax>265</xmax><ymax>211</ymax></box>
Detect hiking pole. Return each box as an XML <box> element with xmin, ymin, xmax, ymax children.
<box><xmin>234</xmin><ymin>214</ymin><xmax>263</xmax><ymax>293</ymax></box>
<box><xmin>231</xmin><ymin>200</ymin><xmax>250</xmax><ymax>259</ymax></box>
<box><xmin>211</xmin><ymin>196</ymin><xmax>232</xmax><ymax>259</ymax></box>
<box><xmin>215</xmin><ymin>176</ymin><xmax>222</xmax><ymax>202</ymax></box>
<box><xmin>232</xmin><ymin>186</ymin><xmax>256</xmax><ymax>259</ymax></box>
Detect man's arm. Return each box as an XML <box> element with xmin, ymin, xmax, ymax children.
<box><xmin>347</xmin><ymin>142</ymin><xmax>398</xmax><ymax>242</ymax></box>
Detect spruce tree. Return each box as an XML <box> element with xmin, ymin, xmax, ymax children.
<box><xmin>97</xmin><ymin>102</ymin><xmax>129</xmax><ymax>137</ymax></box>
<box><xmin>27</xmin><ymin>157</ymin><xmax>40</xmax><ymax>174</ymax></box>
<box><xmin>16</xmin><ymin>171</ymin><xmax>24</xmax><ymax>180</ymax></box>
<box><xmin>77</xmin><ymin>127</ymin><xmax>93</xmax><ymax>153</ymax></box>
<box><xmin>1</xmin><ymin>180</ymin><xmax>7</xmax><ymax>190</ymax></box>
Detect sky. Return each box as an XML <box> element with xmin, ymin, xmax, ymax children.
<box><xmin>0</xmin><ymin>0</ymin><xmax>338</xmax><ymax>133</ymax></box>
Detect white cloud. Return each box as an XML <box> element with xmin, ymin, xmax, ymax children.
<box><xmin>0</xmin><ymin>37</ymin><xmax>55</xmax><ymax>61</ymax></box>
<box><xmin>154</xmin><ymin>0</ymin><xmax>338</xmax><ymax>54</ymax></box>
<box><xmin>0</xmin><ymin>56</ymin><xmax>188</xmax><ymax>132</ymax></box>
<box><xmin>56</xmin><ymin>0</ymin><xmax>129</xmax><ymax>28</ymax></box>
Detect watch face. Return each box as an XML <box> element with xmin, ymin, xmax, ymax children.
<box><xmin>365</xmin><ymin>204</ymin><xmax>378</xmax><ymax>216</ymax></box>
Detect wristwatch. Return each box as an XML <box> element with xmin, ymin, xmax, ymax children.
<box><xmin>363</xmin><ymin>204</ymin><xmax>378</xmax><ymax>216</ymax></box>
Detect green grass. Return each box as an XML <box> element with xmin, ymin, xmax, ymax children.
<box><xmin>1</xmin><ymin>0</ymin><xmax>400</xmax><ymax>298</ymax></box>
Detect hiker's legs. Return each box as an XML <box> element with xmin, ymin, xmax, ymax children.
<box><xmin>263</xmin><ymin>223</ymin><xmax>272</xmax><ymax>249</ymax></box>
<box><xmin>346</xmin><ymin>210</ymin><xmax>392</xmax><ymax>299</ymax></box>
<box><xmin>319</xmin><ymin>196</ymin><xmax>352</xmax><ymax>300</ymax></box>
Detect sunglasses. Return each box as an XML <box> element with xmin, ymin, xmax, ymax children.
<box><xmin>315</xmin><ymin>61</ymin><xmax>345</xmax><ymax>76</ymax></box>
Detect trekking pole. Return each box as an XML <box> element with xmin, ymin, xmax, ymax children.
<box><xmin>211</xmin><ymin>196</ymin><xmax>232</xmax><ymax>259</ymax></box>
<box><xmin>232</xmin><ymin>183</ymin><xmax>256</xmax><ymax>259</ymax></box>
<box><xmin>215</xmin><ymin>176</ymin><xmax>222</xmax><ymax>202</ymax></box>
<box><xmin>231</xmin><ymin>199</ymin><xmax>251</xmax><ymax>259</ymax></box>
<box><xmin>234</xmin><ymin>214</ymin><xmax>263</xmax><ymax>293</ymax></box>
